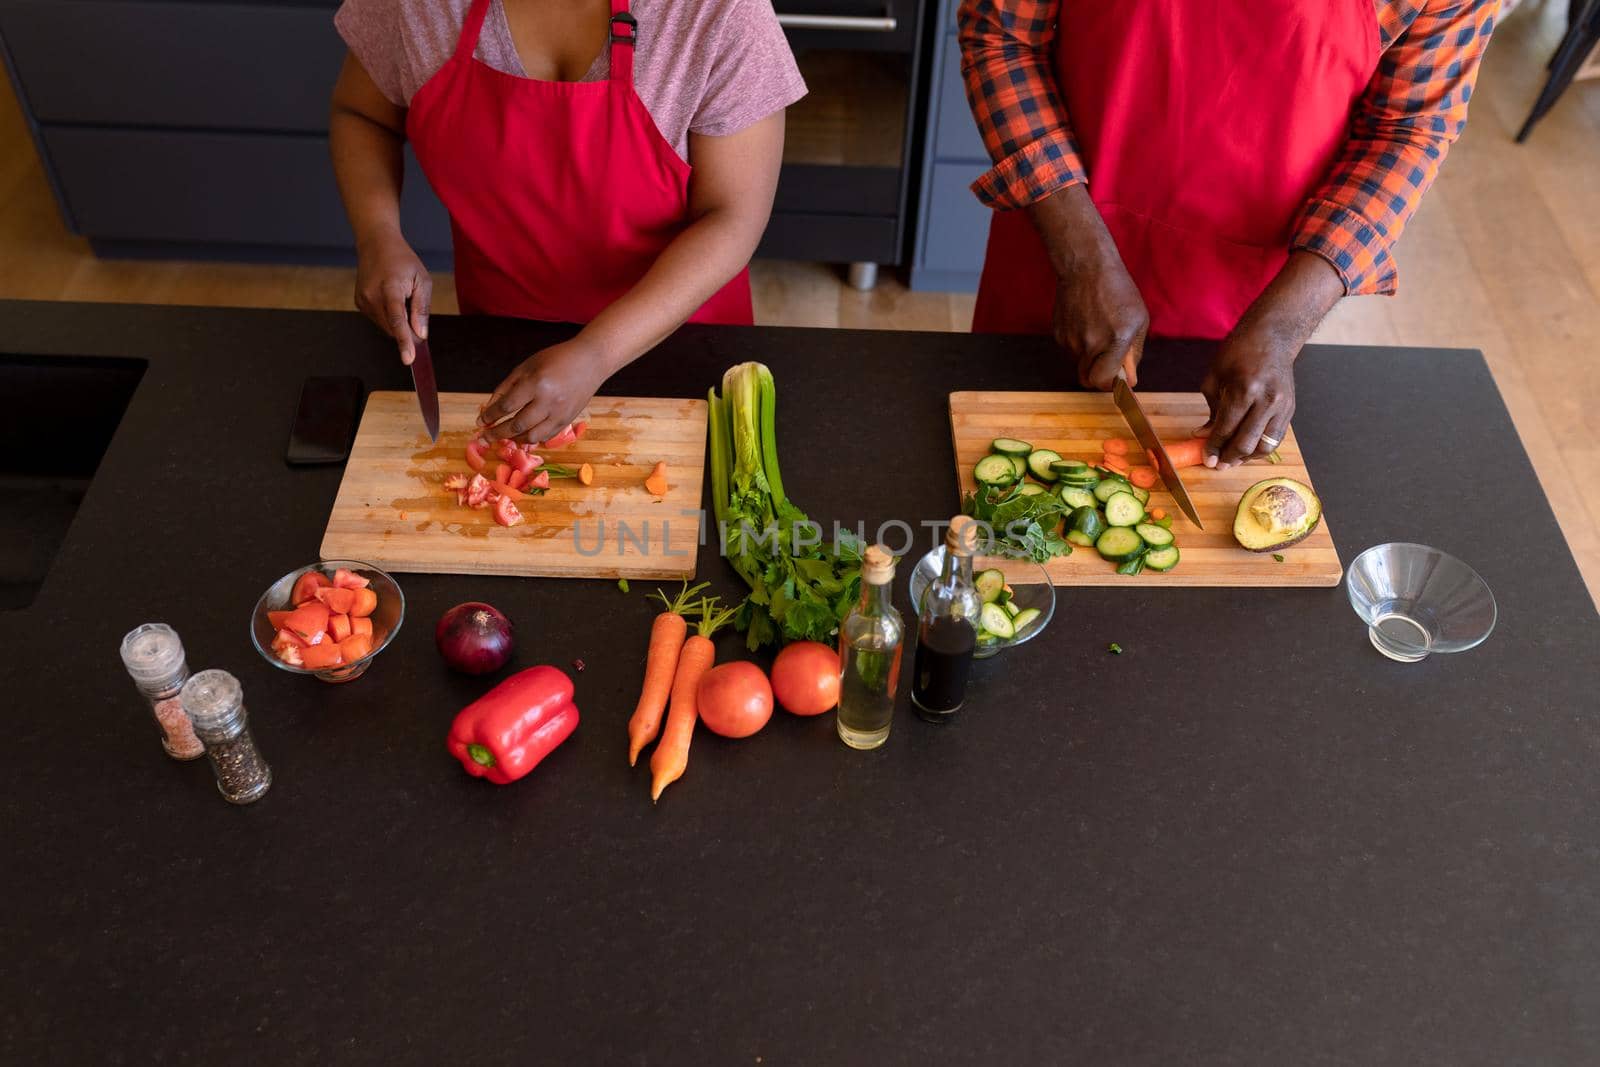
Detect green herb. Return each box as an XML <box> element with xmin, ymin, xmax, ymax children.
<box><xmin>1272</xmin><ymin>553</ymin><xmax>1285</xmax><ymax>563</ymax></box>
<box><xmin>708</xmin><ymin>363</ymin><xmax>863</xmax><ymax>650</ymax></box>
<box><xmin>617</xmin><ymin>578</ymin><xmax>630</xmax><ymax>593</ymax></box>
<box><xmin>1154</xmin><ymin>515</ymin><xmax>1174</xmax><ymax>531</ymax></box>
<box><xmin>1108</xmin><ymin>642</ymin><xmax>1123</xmax><ymax>655</ymax></box>
<box><xmin>961</xmin><ymin>484</ymin><xmax>1072</xmax><ymax>563</ymax></box>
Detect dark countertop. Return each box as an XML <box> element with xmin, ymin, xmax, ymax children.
<box><xmin>1</xmin><ymin>300</ymin><xmax>1596</xmax><ymax>1065</ymax></box>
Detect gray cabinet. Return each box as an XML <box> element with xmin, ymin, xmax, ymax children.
<box><xmin>908</xmin><ymin>0</ymin><xmax>993</xmax><ymax>292</ymax></box>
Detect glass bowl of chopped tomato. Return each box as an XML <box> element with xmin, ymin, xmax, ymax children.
<box><xmin>250</xmin><ymin>560</ymin><xmax>404</xmax><ymax>683</ymax></box>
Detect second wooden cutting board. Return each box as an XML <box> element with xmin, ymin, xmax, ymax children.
<box><xmin>320</xmin><ymin>392</ymin><xmax>707</xmax><ymax>580</ymax></box>
<box><xmin>950</xmin><ymin>391</ymin><xmax>1341</xmax><ymax>587</ymax></box>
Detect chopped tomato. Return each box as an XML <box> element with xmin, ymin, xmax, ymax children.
<box><xmin>351</xmin><ymin>616</ymin><xmax>373</xmax><ymax>637</ymax></box>
<box><xmin>495</xmin><ymin>462</ymin><xmax>512</xmax><ymax>485</ymax></box>
<box><xmin>508</xmin><ymin>448</ymin><xmax>541</xmax><ymax>476</ymax></box>
<box><xmin>267</xmin><ymin>609</ymin><xmax>295</xmax><ymax>630</ymax></box>
<box><xmin>329</xmin><ymin>613</ymin><xmax>353</xmax><ymax>642</ymax></box>
<box><xmin>470</xmin><ymin>496</ymin><xmax>492</xmax><ymax>510</ymax></box>
<box><xmin>290</xmin><ymin>571</ymin><xmax>331</xmax><ymax>606</ymax></box>
<box><xmin>465</xmin><ymin>473</ymin><xmax>493</xmax><ymax>508</ymax></box>
<box><xmin>285</xmin><ymin>602</ymin><xmax>330</xmax><ymax>643</ymax></box>
<box><xmin>528</xmin><ymin>469</ymin><xmax>550</xmax><ymax>490</ymax></box>
<box><xmin>572</xmin><ymin>419</ymin><xmax>588</xmax><ymax>440</ymax></box>
<box><xmin>313</xmin><ymin>586</ymin><xmax>358</xmax><ymax>615</ymax></box>
<box><xmin>493</xmin><ymin>494</ymin><xmax>524</xmax><ymax>527</ymax></box>
<box><xmin>331</xmin><ymin>567</ymin><xmax>370</xmax><ymax>590</ymax></box>
<box><xmin>338</xmin><ymin>633</ymin><xmax>374</xmax><ymax>662</ymax></box>
<box><xmin>349</xmin><ymin>587</ymin><xmax>379</xmax><ymax>618</ymax></box>
<box><xmin>272</xmin><ymin>627</ymin><xmax>307</xmax><ymax>653</ymax></box>
<box><xmin>465</xmin><ymin>441</ymin><xmax>488</xmax><ymax>471</ymax></box>
<box><xmin>442</xmin><ymin>473</ymin><xmax>470</xmax><ymax>492</ymax></box>
<box><xmin>274</xmin><ymin>642</ymin><xmax>303</xmax><ymax>668</ymax></box>
<box><xmin>507</xmin><ymin>467</ymin><xmax>528</xmax><ymax>491</ymax></box>
<box><xmin>538</xmin><ymin>424</ymin><xmax>578</xmax><ymax>450</ymax></box>
<box><xmin>300</xmin><ymin>642</ymin><xmax>344</xmax><ymax>670</ymax></box>
<box><xmin>496</xmin><ymin>439</ymin><xmax>524</xmax><ymax>464</ymax></box>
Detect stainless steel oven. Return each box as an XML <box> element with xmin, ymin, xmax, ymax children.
<box><xmin>762</xmin><ymin>1</ymin><xmax>929</xmax><ymax>288</ymax></box>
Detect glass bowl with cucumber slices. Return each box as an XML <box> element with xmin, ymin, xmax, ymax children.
<box><xmin>909</xmin><ymin>545</ymin><xmax>1056</xmax><ymax>659</ymax></box>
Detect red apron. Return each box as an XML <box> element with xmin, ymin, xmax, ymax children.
<box><xmin>972</xmin><ymin>1</ymin><xmax>1380</xmax><ymax>341</ymax></box>
<box><xmin>407</xmin><ymin>0</ymin><xmax>753</xmax><ymax>325</ymax></box>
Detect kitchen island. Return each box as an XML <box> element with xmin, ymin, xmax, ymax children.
<box><xmin>1</xmin><ymin>300</ymin><xmax>1596</xmax><ymax>1065</ymax></box>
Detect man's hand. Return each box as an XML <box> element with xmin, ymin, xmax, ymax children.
<box><xmin>478</xmin><ymin>338</ymin><xmax>612</xmax><ymax>445</ymax></box>
<box><xmin>355</xmin><ymin>227</ymin><xmax>431</xmax><ymax>366</ymax></box>
<box><xmin>1029</xmin><ymin>184</ymin><xmax>1149</xmax><ymax>390</ymax></box>
<box><xmin>1197</xmin><ymin>251</ymin><xmax>1346</xmax><ymax>468</ymax></box>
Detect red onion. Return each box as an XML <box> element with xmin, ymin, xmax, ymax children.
<box><xmin>435</xmin><ymin>602</ymin><xmax>514</xmax><ymax>675</ymax></box>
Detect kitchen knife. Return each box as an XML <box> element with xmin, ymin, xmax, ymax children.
<box><xmin>408</xmin><ymin>313</ymin><xmax>440</xmax><ymax>443</ymax></box>
<box><xmin>1112</xmin><ymin>375</ymin><xmax>1205</xmax><ymax>530</ymax></box>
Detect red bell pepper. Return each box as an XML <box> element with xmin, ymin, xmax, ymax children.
<box><xmin>447</xmin><ymin>666</ymin><xmax>580</xmax><ymax>785</ymax></box>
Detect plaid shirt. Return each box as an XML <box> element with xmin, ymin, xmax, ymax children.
<box><xmin>957</xmin><ymin>1</ymin><xmax>1499</xmax><ymax>295</ymax></box>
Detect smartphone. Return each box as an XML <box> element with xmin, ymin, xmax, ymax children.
<box><xmin>285</xmin><ymin>376</ymin><xmax>364</xmax><ymax>466</ymax></box>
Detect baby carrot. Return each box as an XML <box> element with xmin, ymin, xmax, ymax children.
<box><xmin>650</xmin><ymin>598</ymin><xmax>737</xmax><ymax>802</ymax></box>
<box><xmin>1163</xmin><ymin>437</ymin><xmax>1208</xmax><ymax>470</ymax></box>
<box><xmin>627</xmin><ymin>581</ymin><xmax>707</xmax><ymax>766</ymax></box>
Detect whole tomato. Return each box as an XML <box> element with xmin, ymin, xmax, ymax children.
<box><xmin>770</xmin><ymin>641</ymin><xmax>841</xmax><ymax>716</ymax></box>
<box><xmin>696</xmin><ymin>662</ymin><xmax>773</xmax><ymax>739</ymax></box>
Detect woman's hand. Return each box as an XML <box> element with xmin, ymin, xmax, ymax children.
<box><xmin>1029</xmin><ymin>184</ymin><xmax>1149</xmax><ymax>391</ymax></box>
<box><xmin>355</xmin><ymin>227</ymin><xmax>431</xmax><ymax>365</ymax></box>
<box><xmin>478</xmin><ymin>338</ymin><xmax>611</xmax><ymax>444</ymax></box>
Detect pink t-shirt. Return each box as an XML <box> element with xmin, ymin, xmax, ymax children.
<box><xmin>334</xmin><ymin>0</ymin><xmax>806</xmax><ymax>161</ymax></box>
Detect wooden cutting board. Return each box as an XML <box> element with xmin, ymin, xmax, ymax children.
<box><xmin>950</xmin><ymin>391</ymin><xmax>1341</xmax><ymax>587</ymax></box>
<box><xmin>320</xmin><ymin>392</ymin><xmax>706</xmax><ymax>580</ymax></box>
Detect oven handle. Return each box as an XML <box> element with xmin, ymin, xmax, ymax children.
<box><xmin>775</xmin><ymin>12</ymin><xmax>898</xmax><ymax>32</ymax></box>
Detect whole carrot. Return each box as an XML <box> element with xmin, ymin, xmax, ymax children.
<box><xmin>650</xmin><ymin>598</ymin><xmax>738</xmax><ymax>802</ymax></box>
<box><xmin>627</xmin><ymin>581</ymin><xmax>707</xmax><ymax>766</ymax></box>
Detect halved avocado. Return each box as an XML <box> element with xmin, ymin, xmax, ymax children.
<box><xmin>1233</xmin><ymin>478</ymin><xmax>1322</xmax><ymax>552</ymax></box>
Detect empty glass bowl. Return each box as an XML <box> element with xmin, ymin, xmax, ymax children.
<box><xmin>908</xmin><ymin>546</ymin><xmax>1056</xmax><ymax>659</ymax></box>
<box><xmin>1345</xmin><ymin>543</ymin><xmax>1496</xmax><ymax>662</ymax></box>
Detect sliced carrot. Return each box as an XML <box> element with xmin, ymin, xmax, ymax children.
<box><xmin>1163</xmin><ymin>437</ymin><xmax>1208</xmax><ymax>470</ymax></box>
<box><xmin>1148</xmin><ymin>507</ymin><xmax>1167</xmax><ymax>521</ymax></box>
<box><xmin>1102</xmin><ymin>453</ymin><xmax>1131</xmax><ymax>475</ymax></box>
<box><xmin>1102</xmin><ymin>438</ymin><xmax>1132</xmax><ymax>455</ymax></box>
<box><xmin>627</xmin><ymin>581</ymin><xmax>707</xmax><ymax>766</ymax></box>
<box><xmin>644</xmin><ymin>461</ymin><xmax>669</xmax><ymax>497</ymax></box>
<box><xmin>329</xmin><ymin>613</ymin><xmax>353</xmax><ymax>643</ymax></box>
<box><xmin>577</xmin><ymin>462</ymin><xmax>594</xmax><ymax>486</ymax></box>
<box><xmin>348</xmin><ymin>587</ymin><xmax>378</xmax><ymax>618</ymax></box>
<box><xmin>1129</xmin><ymin>465</ymin><xmax>1159</xmax><ymax>490</ymax></box>
<box><xmin>351</xmin><ymin>616</ymin><xmax>373</xmax><ymax>637</ymax></box>
<box><xmin>300</xmin><ymin>642</ymin><xmax>344</xmax><ymax>670</ymax></box>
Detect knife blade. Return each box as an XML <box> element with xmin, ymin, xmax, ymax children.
<box><xmin>1112</xmin><ymin>376</ymin><xmax>1204</xmax><ymax>530</ymax></box>
<box><xmin>408</xmin><ymin>319</ymin><xmax>440</xmax><ymax>443</ymax></box>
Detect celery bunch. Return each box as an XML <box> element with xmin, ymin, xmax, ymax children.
<box><xmin>707</xmin><ymin>362</ymin><xmax>862</xmax><ymax>649</ymax></box>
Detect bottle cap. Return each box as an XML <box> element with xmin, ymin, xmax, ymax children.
<box><xmin>119</xmin><ymin>624</ymin><xmax>186</xmax><ymax>687</ymax></box>
<box><xmin>180</xmin><ymin>669</ymin><xmax>244</xmax><ymax>732</ymax></box>
<box><xmin>946</xmin><ymin>515</ymin><xmax>982</xmax><ymax>557</ymax></box>
<box><xmin>861</xmin><ymin>544</ymin><xmax>895</xmax><ymax>585</ymax></box>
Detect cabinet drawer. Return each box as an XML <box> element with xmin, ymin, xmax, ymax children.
<box><xmin>919</xmin><ymin>162</ymin><xmax>990</xmax><ymax>273</ymax></box>
<box><xmin>934</xmin><ymin>32</ymin><xmax>986</xmax><ymax>161</ymax></box>
<box><xmin>41</xmin><ymin>127</ymin><xmax>451</xmax><ymax>253</ymax></box>
<box><xmin>0</xmin><ymin>1</ymin><xmax>344</xmax><ymax>131</ymax></box>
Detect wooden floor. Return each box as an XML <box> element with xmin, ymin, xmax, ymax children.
<box><xmin>1</xmin><ymin>2</ymin><xmax>1595</xmax><ymax>610</ymax></box>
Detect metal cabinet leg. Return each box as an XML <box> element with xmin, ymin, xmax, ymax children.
<box><xmin>847</xmin><ymin>262</ymin><xmax>879</xmax><ymax>291</ymax></box>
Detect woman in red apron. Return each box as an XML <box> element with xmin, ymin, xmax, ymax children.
<box><xmin>960</xmin><ymin>0</ymin><xmax>1495</xmax><ymax>468</ymax></box>
<box><xmin>329</xmin><ymin>0</ymin><xmax>804</xmax><ymax>444</ymax></box>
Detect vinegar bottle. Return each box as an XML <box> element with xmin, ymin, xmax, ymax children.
<box><xmin>911</xmin><ymin>515</ymin><xmax>982</xmax><ymax>722</ymax></box>
<box><xmin>837</xmin><ymin>544</ymin><xmax>904</xmax><ymax>750</ymax></box>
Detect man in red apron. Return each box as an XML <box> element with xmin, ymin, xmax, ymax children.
<box><xmin>330</xmin><ymin>0</ymin><xmax>801</xmax><ymax>446</ymax></box>
<box><xmin>959</xmin><ymin>1</ymin><xmax>1497</xmax><ymax>468</ymax></box>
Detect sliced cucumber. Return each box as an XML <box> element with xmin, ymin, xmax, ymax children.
<box><xmin>1093</xmin><ymin>478</ymin><xmax>1132</xmax><ymax>504</ymax></box>
<box><xmin>1007</xmin><ymin>454</ymin><xmax>1029</xmax><ymax>480</ymax></box>
<box><xmin>1016</xmin><ymin>482</ymin><xmax>1048</xmax><ymax>497</ymax></box>
<box><xmin>978</xmin><ymin>602</ymin><xmax>1015</xmax><ymax>639</ymax></box>
<box><xmin>1058</xmin><ymin>487</ymin><xmax>1098</xmax><ymax>512</ymax></box>
<box><xmin>1049</xmin><ymin>459</ymin><xmax>1090</xmax><ymax>476</ymax></box>
<box><xmin>1129</xmin><ymin>485</ymin><xmax>1151</xmax><ymax>505</ymax></box>
<box><xmin>1095</xmin><ymin>526</ymin><xmax>1145</xmax><ymax>562</ymax></box>
<box><xmin>974</xmin><ymin>568</ymin><xmax>1006</xmax><ymax>604</ymax></box>
<box><xmin>1116</xmin><ymin>556</ymin><xmax>1146</xmax><ymax>576</ymax></box>
<box><xmin>1144</xmin><ymin>545</ymin><xmax>1181</xmax><ymax>572</ymax></box>
<box><xmin>1026</xmin><ymin>449</ymin><xmax>1064</xmax><ymax>482</ymax></box>
<box><xmin>1010</xmin><ymin>607</ymin><xmax>1042</xmax><ymax>634</ymax></box>
<box><xmin>1103</xmin><ymin>491</ymin><xmax>1146</xmax><ymax>528</ymax></box>
<box><xmin>1066</xmin><ymin>529</ymin><xmax>1098</xmax><ymax>548</ymax></box>
<box><xmin>973</xmin><ymin>454</ymin><xmax>1018</xmax><ymax>487</ymax></box>
<box><xmin>1067</xmin><ymin>506</ymin><xmax>1106</xmax><ymax>541</ymax></box>
<box><xmin>1134</xmin><ymin>522</ymin><xmax>1174</xmax><ymax>547</ymax></box>
<box><xmin>1003</xmin><ymin>599</ymin><xmax>1021</xmax><ymax>619</ymax></box>
<box><xmin>991</xmin><ymin>437</ymin><xmax>1033</xmax><ymax>457</ymax></box>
